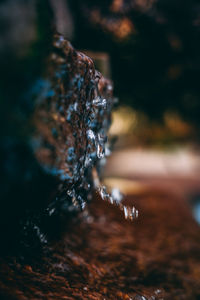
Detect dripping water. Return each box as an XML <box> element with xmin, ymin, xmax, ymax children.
<box><xmin>98</xmin><ymin>185</ymin><xmax>138</xmax><ymax>221</ymax></box>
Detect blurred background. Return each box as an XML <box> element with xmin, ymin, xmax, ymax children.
<box><xmin>1</xmin><ymin>0</ymin><xmax>200</xmax><ymax>224</ymax></box>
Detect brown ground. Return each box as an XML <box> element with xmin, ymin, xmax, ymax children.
<box><xmin>0</xmin><ymin>185</ymin><xmax>200</xmax><ymax>299</ymax></box>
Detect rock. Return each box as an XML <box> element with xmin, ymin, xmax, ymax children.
<box><xmin>0</xmin><ymin>29</ymin><xmax>114</xmax><ymax>252</ymax></box>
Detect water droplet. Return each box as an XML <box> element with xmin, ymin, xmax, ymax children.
<box><xmin>96</xmin><ymin>133</ymin><xmax>105</xmax><ymax>159</ymax></box>
<box><xmin>47</xmin><ymin>207</ymin><xmax>55</xmax><ymax>216</ymax></box>
<box><xmin>92</xmin><ymin>96</ymin><xmax>107</xmax><ymax>109</ymax></box>
<box><xmin>54</xmin><ymin>35</ymin><xmax>65</xmax><ymax>48</ymax></box>
<box><xmin>33</xmin><ymin>225</ymin><xmax>47</xmax><ymax>244</ymax></box>
<box><xmin>98</xmin><ymin>185</ymin><xmax>138</xmax><ymax>221</ymax></box>
<box><xmin>111</xmin><ymin>188</ymin><xmax>123</xmax><ymax>204</ymax></box>
<box><xmin>73</xmin><ymin>102</ymin><xmax>78</xmax><ymax>111</ymax></box>
<box><xmin>123</xmin><ymin>205</ymin><xmax>138</xmax><ymax>220</ymax></box>
<box><xmin>87</xmin><ymin>129</ymin><xmax>96</xmax><ymax>140</ymax></box>
<box><xmin>97</xmin><ymin>143</ymin><xmax>104</xmax><ymax>159</ymax></box>
<box><xmin>134</xmin><ymin>296</ymin><xmax>147</xmax><ymax>300</ymax></box>
<box><xmin>84</xmin><ymin>156</ymin><xmax>92</xmax><ymax>167</ymax></box>
<box><xmin>154</xmin><ymin>289</ymin><xmax>162</xmax><ymax>295</ymax></box>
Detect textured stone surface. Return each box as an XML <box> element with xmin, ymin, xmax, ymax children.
<box><xmin>0</xmin><ymin>32</ymin><xmax>114</xmax><ymax>253</ymax></box>
<box><xmin>33</xmin><ymin>34</ymin><xmax>113</xmax><ymax>212</ymax></box>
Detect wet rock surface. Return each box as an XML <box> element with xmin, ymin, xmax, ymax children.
<box><xmin>0</xmin><ymin>32</ymin><xmax>114</xmax><ymax>253</ymax></box>
<box><xmin>33</xmin><ymin>33</ymin><xmax>114</xmax><ymax>214</ymax></box>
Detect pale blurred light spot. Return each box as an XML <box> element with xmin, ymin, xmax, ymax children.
<box><xmin>104</xmin><ymin>177</ymin><xmax>146</xmax><ymax>195</ymax></box>
<box><xmin>109</xmin><ymin>106</ymin><xmax>138</xmax><ymax>135</ymax></box>
<box><xmin>116</xmin><ymin>18</ymin><xmax>135</xmax><ymax>39</ymax></box>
